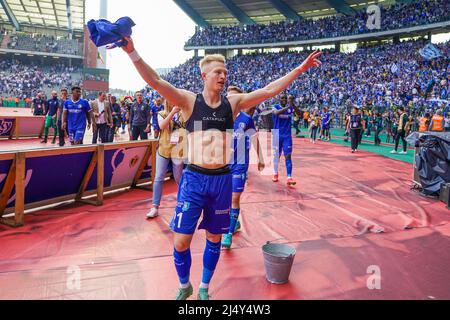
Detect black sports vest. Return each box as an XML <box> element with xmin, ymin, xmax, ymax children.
<box><xmin>350</xmin><ymin>114</ymin><xmax>362</xmax><ymax>129</ymax></box>
<box><xmin>186</xmin><ymin>94</ymin><xmax>234</xmax><ymax>133</ymax></box>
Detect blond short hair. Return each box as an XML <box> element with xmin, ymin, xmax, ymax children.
<box><xmin>199</xmin><ymin>54</ymin><xmax>226</xmax><ymax>72</ymax></box>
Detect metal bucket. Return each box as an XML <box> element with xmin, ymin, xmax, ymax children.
<box><xmin>262</xmin><ymin>242</ymin><xmax>296</xmax><ymax>285</ymax></box>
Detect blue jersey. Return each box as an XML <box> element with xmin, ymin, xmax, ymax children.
<box><xmin>272</xmin><ymin>104</ymin><xmax>293</xmax><ymax>136</ymax></box>
<box><xmin>231</xmin><ymin>112</ymin><xmax>256</xmax><ymax>167</ymax></box>
<box><xmin>322</xmin><ymin>112</ymin><xmax>331</xmax><ymax>128</ymax></box>
<box><xmin>64</xmin><ymin>99</ymin><xmax>91</xmax><ymax>130</ymax></box>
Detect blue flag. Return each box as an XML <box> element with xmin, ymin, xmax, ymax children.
<box><xmin>87</xmin><ymin>17</ymin><xmax>136</xmax><ymax>49</ymax></box>
<box><xmin>419</xmin><ymin>43</ymin><xmax>443</xmax><ymax>60</ymax></box>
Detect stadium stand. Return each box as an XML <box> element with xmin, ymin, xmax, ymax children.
<box><xmin>0</xmin><ymin>59</ymin><xmax>82</xmax><ymax>102</ymax></box>
<box><xmin>5</xmin><ymin>33</ymin><xmax>81</xmax><ymax>55</ymax></box>
<box><xmin>186</xmin><ymin>0</ymin><xmax>450</xmax><ymax>46</ymax></box>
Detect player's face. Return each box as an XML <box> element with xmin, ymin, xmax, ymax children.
<box><xmin>72</xmin><ymin>89</ymin><xmax>81</xmax><ymax>101</ymax></box>
<box><xmin>203</xmin><ymin>62</ymin><xmax>227</xmax><ymax>92</ymax></box>
<box><xmin>52</xmin><ymin>91</ymin><xmax>57</xmax><ymax>98</ymax></box>
<box><xmin>280</xmin><ymin>96</ymin><xmax>287</xmax><ymax>106</ymax></box>
<box><xmin>61</xmin><ymin>90</ymin><xmax>68</xmax><ymax>99</ymax></box>
<box><xmin>136</xmin><ymin>93</ymin><xmax>143</xmax><ymax>103</ymax></box>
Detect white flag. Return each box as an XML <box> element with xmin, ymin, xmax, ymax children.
<box><xmin>391</xmin><ymin>63</ymin><xmax>399</xmax><ymax>74</ymax></box>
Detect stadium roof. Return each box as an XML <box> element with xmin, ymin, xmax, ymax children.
<box><xmin>173</xmin><ymin>0</ymin><xmax>397</xmax><ymax>26</ymax></box>
<box><xmin>0</xmin><ymin>0</ymin><xmax>85</xmax><ymax>31</ymax></box>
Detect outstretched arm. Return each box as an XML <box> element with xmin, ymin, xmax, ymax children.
<box><xmin>121</xmin><ymin>37</ymin><xmax>195</xmax><ymax>111</ymax></box>
<box><xmin>273</xmin><ymin>105</ymin><xmax>291</xmax><ymax>116</ymax></box>
<box><xmin>230</xmin><ymin>51</ymin><xmax>322</xmax><ymax>110</ymax></box>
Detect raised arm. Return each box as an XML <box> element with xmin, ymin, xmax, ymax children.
<box><xmin>230</xmin><ymin>51</ymin><xmax>322</xmax><ymax>110</ymax></box>
<box><xmin>158</xmin><ymin>107</ymin><xmax>180</xmax><ymax>131</ymax></box>
<box><xmin>121</xmin><ymin>37</ymin><xmax>195</xmax><ymax>111</ymax></box>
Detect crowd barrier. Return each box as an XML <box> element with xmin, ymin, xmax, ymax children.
<box><xmin>0</xmin><ymin>140</ymin><xmax>158</xmax><ymax>227</ymax></box>
<box><xmin>0</xmin><ymin>115</ymin><xmax>47</xmax><ymax>139</ymax></box>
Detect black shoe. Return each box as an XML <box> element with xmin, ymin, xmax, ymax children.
<box><xmin>41</xmin><ymin>138</ymin><xmax>48</xmax><ymax>144</ymax></box>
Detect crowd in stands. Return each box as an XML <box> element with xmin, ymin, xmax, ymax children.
<box><xmin>186</xmin><ymin>0</ymin><xmax>450</xmax><ymax>46</ymax></box>
<box><xmin>0</xmin><ymin>59</ymin><xmax>81</xmax><ymax>104</ymax></box>
<box><xmin>6</xmin><ymin>34</ymin><xmax>81</xmax><ymax>55</ymax></box>
<box><xmin>0</xmin><ymin>28</ymin><xmax>82</xmax><ymax>55</ymax></box>
<box><xmin>164</xmin><ymin>39</ymin><xmax>450</xmax><ymax>118</ymax></box>
<box><xmin>84</xmin><ymin>74</ymin><xmax>108</xmax><ymax>82</ymax></box>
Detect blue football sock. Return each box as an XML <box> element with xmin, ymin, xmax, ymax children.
<box><xmin>229</xmin><ymin>208</ymin><xmax>240</xmax><ymax>234</ymax></box>
<box><xmin>286</xmin><ymin>158</ymin><xmax>293</xmax><ymax>177</ymax></box>
<box><xmin>202</xmin><ymin>240</ymin><xmax>221</xmax><ymax>285</ymax></box>
<box><xmin>174</xmin><ymin>248</ymin><xmax>191</xmax><ymax>285</ymax></box>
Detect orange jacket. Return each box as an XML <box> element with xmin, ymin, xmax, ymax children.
<box><xmin>303</xmin><ymin>111</ymin><xmax>309</xmax><ymax>120</ymax></box>
<box><xmin>419</xmin><ymin>117</ymin><xmax>429</xmax><ymax>132</ymax></box>
<box><xmin>431</xmin><ymin>115</ymin><xmax>444</xmax><ymax>132</ymax></box>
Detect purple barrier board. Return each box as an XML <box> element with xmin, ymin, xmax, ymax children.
<box><xmin>0</xmin><ymin>159</ymin><xmax>14</xmax><ymax>208</ymax></box>
<box><xmin>86</xmin><ymin>146</ymin><xmax>149</xmax><ymax>191</ymax></box>
<box><xmin>2</xmin><ymin>144</ymin><xmax>156</xmax><ymax>212</ymax></box>
<box><xmin>0</xmin><ymin>119</ymin><xmax>15</xmax><ymax>137</ymax></box>
<box><xmin>11</xmin><ymin>152</ymin><xmax>95</xmax><ymax>209</ymax></box>
<box><xmin>139</xmin><ymin>152</ymin><xmax>153</xmax><ymax>181</ymax></box>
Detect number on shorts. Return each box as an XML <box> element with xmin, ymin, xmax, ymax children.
<box><xmin>177</xmin><ymin>212</ymin><xmax>183</xmax><ymax>229</ymax></box>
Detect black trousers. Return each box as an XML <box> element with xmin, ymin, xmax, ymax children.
<box><xmin>293</xmin><ymin>120</ymin><xmax>301</xmax><ymax>134</ymax></box>
<box><xmin>93</xmin><ymin>123</ymin><xmax>108</xmax><ymax>144</ymax></box>
<box><xmin>395</xmin><ymin>131</ymin><xmax>407</xmax><ymax>152</ymax></box>
<box><xmin>350</xmin><ymin>129</ymin><xmax>361</xmax><ymax>150</ymax></box>
<box><xmin>131</xmin><ymin>125</ymin><xmax>148</xmax><ymax>141</ymax></box>
<box><xmin>57</xmin><ymin>120</ymin><xmax>66</xmax><ymax>147</ymax></box>
<box><xmin>107</xmin><ymin>126</ymin><xmax>117</xmax><ymax>143</ymax></box>
<box><xmin>374</xmin><ymin>128</ymin><xmax>382</xmax><ymax>145</ymax></box>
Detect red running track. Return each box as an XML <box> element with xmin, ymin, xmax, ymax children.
<box><xmin>0</xmin><ymin>138</ymin><xmax>449</xmax><ymax>300</ymax></box>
